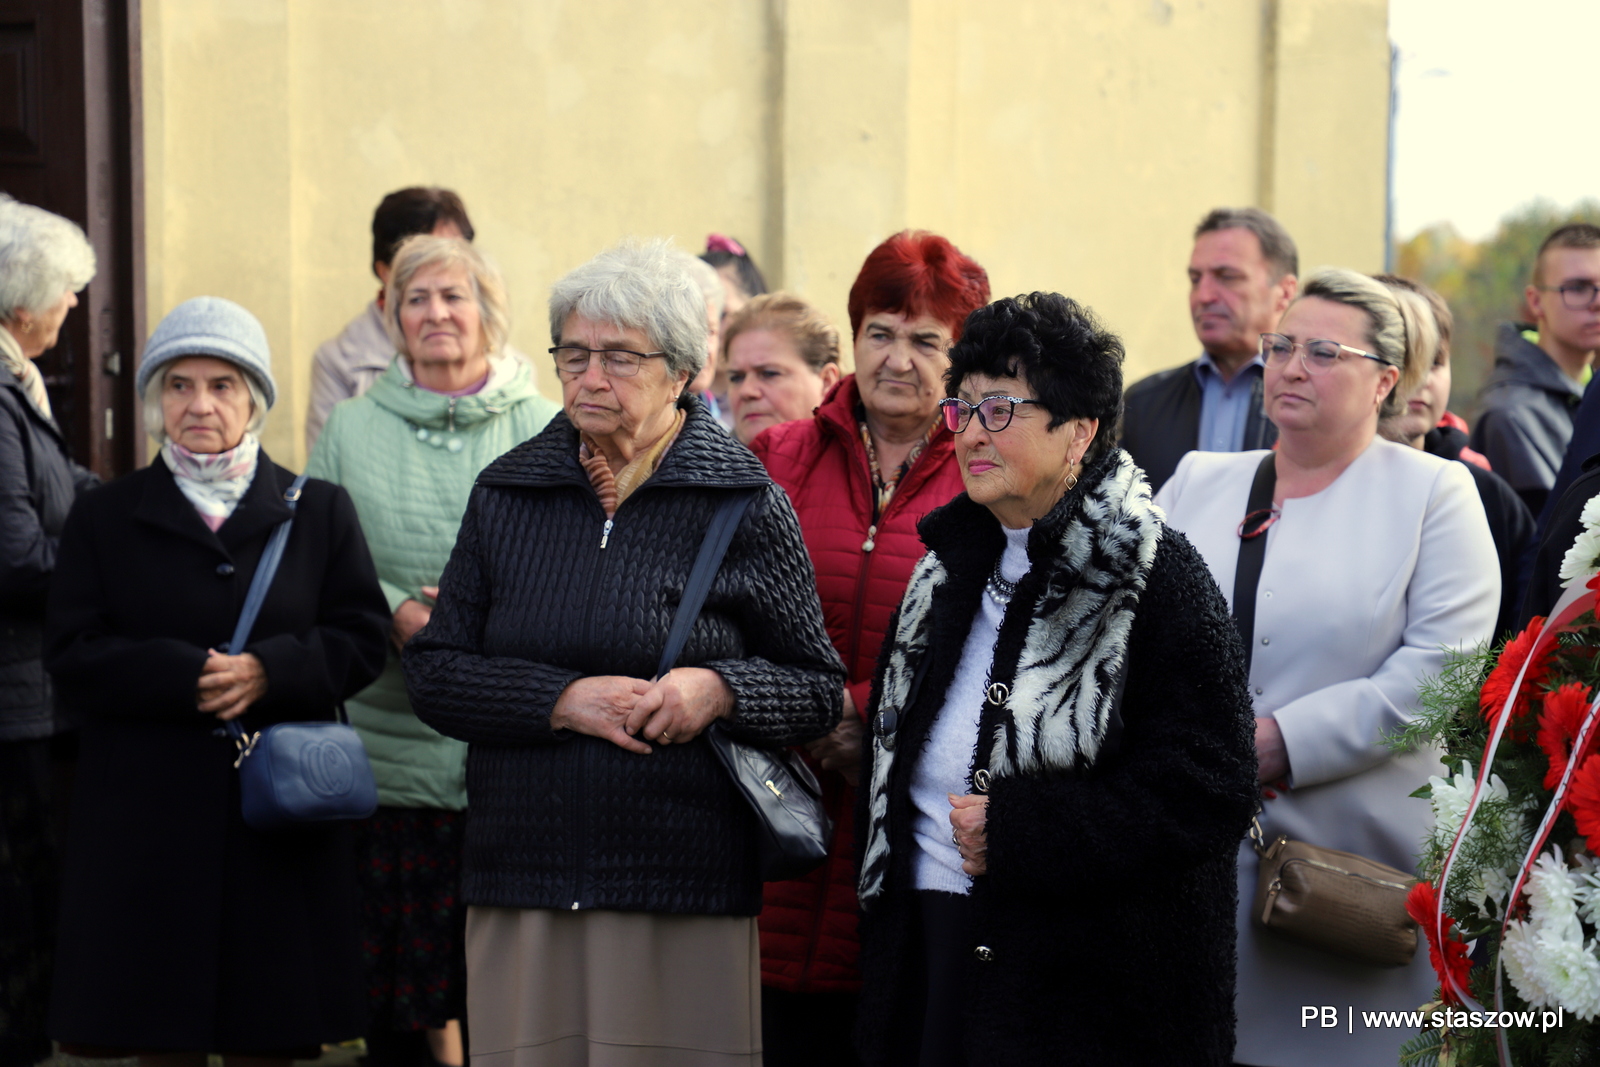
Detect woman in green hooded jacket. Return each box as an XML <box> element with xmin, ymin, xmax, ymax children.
<box><xmin>307</xmin><ymin>234</ymin><xmax>558</xmax><ymax>1067</ymax></box>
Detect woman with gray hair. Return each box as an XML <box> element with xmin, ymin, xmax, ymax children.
<box><xmin>404</xmin><ymin>238</ymin><xmax>844</xmax><ymax>1065</ymax></box>
<box><xmin>308</xmin><ymin>233</ymin><xmax>558</xmax><ymax>1067</ymax></box>
<box><xmin>44</xmin><ymin>297</ymin><xmax>389</xmax><ymax>1062</ymax></box>
<box><xmin>0</xmin><ymin>195</ymin><xmax>98</xmax><ymax>1067</ymax></box>
<box><xmin>1156</xmin><ymin>268</ymin><xmax>1499</xmax><ymax>1066</ymax></box>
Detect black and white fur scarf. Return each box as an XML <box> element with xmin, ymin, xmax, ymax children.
<box><xmin>857</xmin><ymin>449</ymin><xmax>1164</xmax><ymax>905</ymax></box>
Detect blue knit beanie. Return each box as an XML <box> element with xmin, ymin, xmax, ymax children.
<box><xmin>136</xmin><ymin>296</ymin><xmax>276</xmax><ymax>409</ymax></box>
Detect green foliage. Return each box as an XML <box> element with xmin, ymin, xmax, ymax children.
<box><xmin>1395</xmin><ymin>199</ymin><xmax>1600</xmax><ymax>415</ymax></box>
<box><xmin>1398</xmin><ymin>1027</ymin><xmax>1441</xmax><ymax>1067</ymax></box>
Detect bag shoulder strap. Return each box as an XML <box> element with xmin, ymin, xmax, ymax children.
<box><xmin>226</xmin><ymin>472</ymin><xmax>311</xmax><ymax>657</ymax></box>
<box><xmin>1232</xmin><ymin>453</ymin><xmax>1277</xmax><ymax>677</ymax></box>
<box><xmin>655</xmin><ymin>488</ymin><xmax>760</xmax><ymax>681</ymax></box>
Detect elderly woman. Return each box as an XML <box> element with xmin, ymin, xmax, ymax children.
<box><xmin>723</xmin><ymin>291</ymin><xmax>842</xmax><ymax>447</ymax></box>
<box><xmin>403</xmin><ymin>238</ymin><xmax>844</xmax><ymax>1066</ymax></box>
<box><xmin>1157</xmin><ymin>269</ymin><xmax>1499</xmax><ymax>1067</ymax></box>
<box><xmin>44</xmin><ymin>297</ymin><xmax>389</xmax><ymax>1062</ymax></box>
<box><xmin>0</xmin><ymin>196</ymin><xmax>98</xmax><ymax>1067</ymax></box>
<box><xmin>855</xmin><ymin>291</ymin><xmax>1257</xmax><ymax>1067</ymax></box>
<box><xmin>307</xmin><ymin>235</ymin><xmax>558</xmax><ymax>1067</ymax></box>
<box><xmin>1374</xmin><ymin>274</ymin><xmax>1532</xmax><ymax>642</ymax></box>
<box><xmin>748</xmin><ymin>232</ymin><xmax>986</xmax><ymax>1067</ymax></box>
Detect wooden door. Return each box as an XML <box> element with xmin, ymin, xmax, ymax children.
<box><xmin>0</xmin><ymin>0</ymin><xmax>141</xmax><ymax>478</ymax></box>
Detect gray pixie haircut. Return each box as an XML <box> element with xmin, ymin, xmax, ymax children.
<box><xmin>0</xmin><ymin>195</ymin><xmax>96</xmax><ymax>319</ymax></box>
<box><xmin>1296</xmin><ymin>267</ymin><xmax>1437</xmax><ymax>420</ymax></box>
<box><xmin>549</xmin><ymin>238</ymin><xmax>709</xmax><ymax>380</ymax></box>
<box><xmin>142</xmin><ymin>360</ymin><xmax>269</xmax><ymax>444</ymax></box>
<box><xmin>1195</xmin><ymin>207</ymin><xmax>1298</xmax><ymax>281</ymax></box>
<box><xmin>383</xmin><ymin>234</ymin><xmax>510</xmax><ymax>358</ymax></box>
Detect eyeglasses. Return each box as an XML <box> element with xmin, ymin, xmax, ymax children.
<box><xmin>1537</xmin><ymin>280</ymin><xmax>1600</xmax><ymax>310</ymax></box>
<box><xmin>550</xmin><ymin>345</ymin><xmax>667</xmax><ymax>378</ymax></box>
<box><xmin>1259</xmin><ymin>333</ymin><xmax>1387</xmax><ymax>376</ymax></box>
<box><xmin>938</xmin><ymin>395</ymin><xmax>1046</xmax><ymax>433</ymax></box>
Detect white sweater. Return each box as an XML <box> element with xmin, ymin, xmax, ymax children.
<box><xmin>911</xmin><ymin>524</ymin><xmax>1032</xmax><ymax>893</ymax></box>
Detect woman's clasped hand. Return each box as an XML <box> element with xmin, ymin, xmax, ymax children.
<box><xmin>549</xmin><ymin>667</ymin><xmax>735</xmax><ymax>753</ymax></box>
<box><xmin>195</xmin><ymin>649</ymin><xmax>268</xmax><ymax>720</ymax></box>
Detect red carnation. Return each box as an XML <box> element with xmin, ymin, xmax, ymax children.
<box><xmin>1407</xmin><ymin>881</ymin><xmax>1472</xmax><ymax>1006</ymax></box>
<box><xmin>1481</xmin><ymin>617</ymin><xmax>1553</xmax><ymax>741</ymax></box>
<box><xmin>1536</xmin><ymin>683</ymin><xmax>1597</xmax><ymax>792</ymax></box>
<box><xmin>1570</xmin><ymin>754</ymin><xmax>1600</xmax><ymax>854</ymax></box>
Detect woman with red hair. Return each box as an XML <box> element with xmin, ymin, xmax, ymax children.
<box><xmin>750</xmin><ymin>230</ymin><xmax>989</xmax><ymax>1066</ymax></box>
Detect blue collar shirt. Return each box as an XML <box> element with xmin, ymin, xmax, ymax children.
<box><xmin>1194</xmin><ymin>351</ymin><xmax>1266</xmax><ymax>454</ymax></box>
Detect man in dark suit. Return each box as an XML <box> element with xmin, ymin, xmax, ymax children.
<box><xmin>1121</xmin><ymin>207</ymin><xmax>1298</xmax><ymax>490</ymax></box>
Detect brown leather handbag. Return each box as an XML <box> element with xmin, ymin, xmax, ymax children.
<box><xmin>1234</xmin><ymin>454</ymin><xmax>1419</xmax><ymax>968</ymax></box>
<box><xmin>1250</xmin><ymin>820</ymin><xmax>1419</xmax><ymax>967</ymax></box>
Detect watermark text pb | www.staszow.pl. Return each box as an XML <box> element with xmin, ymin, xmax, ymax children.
<box><xmin>1300</xmin><ymin>1005</ymin><xmax>1568</xmax><ymax>1033</ymax></box>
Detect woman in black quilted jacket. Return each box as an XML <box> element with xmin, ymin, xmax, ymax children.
<box><xmin>0</xmin><ymin>197</ymin><xmax>98</xmax><ymax>1067</ymax></box>
<box><xmin>404</xmin><ymin>238</ymin><xmax>844</xmax><ymax>1067</ymax></box>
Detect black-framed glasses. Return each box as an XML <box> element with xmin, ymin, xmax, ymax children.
<box><xmin>1259</xmin><ymin>333</ymin><xmax>1387</xmax><ymax>376</ymax></box>
<box><xmin>938</xmin><ymin>395</ymin><xmax>1046</xmax><ymax>433</ymax></box>
<box><xmin>550</xmin><ymin>345</ymin><xmax>667</xmax><ymax>378</ymax></box>
<box><xmin>1538</xmin><ymin>280</ymin><xmax>1600</xmax><ymax>310</ymax></box>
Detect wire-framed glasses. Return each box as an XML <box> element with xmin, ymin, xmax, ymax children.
<box><xmin>938</xmin><ymin>395</ymin><xmax>1046</xmax><ymax>433</ymax></box>
<box><xmin>1259</xmin><ymin>333</ymin><xmax>1386</xmax><ymax>376</ymax></box>
<box><xmin>550</xmin><ymin>346</ymin><xmax>667</xmax><ymax>378</ymax></box>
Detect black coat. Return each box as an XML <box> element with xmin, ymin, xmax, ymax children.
<box><xmin>1120</xmin><ymin>359</ymin><xmax>1276</xmax><ymax>492</ymax></box>
<box><xmin>1422</xmin><ymin>426</ymin><xmax>1535</xmax><ymax>642</ymax></box>
<box><xmin>404</xmin><ymin>397</ymin><xmax>844</xmax><ymax>916</ymax></box>
<box><xmin>0</xmin><ymin>364</ymin><xmax>98</xmax><ymax>740</ymax></box>
<box><xmin>855</xmin><ymin>481</ymin><xmax>1258</xmax><ymax>1067</ymax></box>
<box><xmin>43</xmin><ymin>453</ymin><xmax>388</xmax><ymax>1052</ymax></box>
<box><xmin>1521</xmin><ymin>453</ymin><xmax>1600</xmax><ymax>627</ymax></box>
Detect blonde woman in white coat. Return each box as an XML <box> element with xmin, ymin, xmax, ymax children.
<box><xmin>1156</xmin><ymin>268</ymin><xmax>1498</xmax><ymax>1067</ymax></box>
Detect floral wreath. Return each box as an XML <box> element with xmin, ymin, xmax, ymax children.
<box><xmin>1398</xmin><ymin>497</ymin><xmax>1600</xmax><ymax>1064</ymax></box>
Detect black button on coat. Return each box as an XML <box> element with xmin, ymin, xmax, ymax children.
<box><xmin>404</xmin><ymin>397</ymin><xmax>844</xmax><ymax>916</ymax></box>
<box><xmin>0</xmin><ymin>363</ymin><xmax>99</xmax><ymax>741</ymax></box>
<box><xmin>43</xmin><ymin>452</ymin><xmax>389</xmax><ymax>1052</ymax></box>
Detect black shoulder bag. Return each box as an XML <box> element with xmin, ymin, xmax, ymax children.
<box><xmin>660</xmin><ymin>489</ymin><xmax>832</xmax><ymax>882</ymax></box>
<box><xmin>1235</xmin><ymin>453</ymin><xmax>1419</xmax><ymax>967</ymax></box>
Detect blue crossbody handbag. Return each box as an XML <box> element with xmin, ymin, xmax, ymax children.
<box><xmin>222</xmin><ymin>473</ymin><xmax>378</xmax><ymax>831</ymax></box>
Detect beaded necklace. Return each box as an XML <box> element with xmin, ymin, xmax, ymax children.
<box><xmin>858</xmin><ymin>416</ymin><xmax>932</xmax><ymax>520</ymax></box>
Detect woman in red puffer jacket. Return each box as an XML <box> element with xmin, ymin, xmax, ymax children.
<box><xmin>750</xmin><ymin>230</ymin><xmax>989</xmax><ymax>1067</ymax></box>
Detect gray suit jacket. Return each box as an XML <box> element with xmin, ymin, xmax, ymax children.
<box><xmin>1120</xmin><ymin>357</ymin><xmax>1276</xmax><ymax>491</ymax></box>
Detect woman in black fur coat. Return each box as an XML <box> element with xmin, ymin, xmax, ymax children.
<box><xmin>854</xmin><ymin>292</ymin><xmax>1258</xmax><ymax>1067</ymax></box>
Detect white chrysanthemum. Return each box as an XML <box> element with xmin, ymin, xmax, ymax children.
<box><xmin>1580</xmin><ymin>493</ymin><xmax>1600</xmax><ymax>530</ymax></box>
<box><xmin>1528</xmin><ymin>849</ymin><xmax>1584</xmax><ymax>939</ymax></box>
<box><xmin>1429</xmin><ymin>765</ymin><xmax>1528</xmax><ymax>918</ymax></box>
<box><xmin>1559</xmin><ymin>525</ymin><xmax>1600</xmax><ymax>587</ymax></box>
<box><xmin>1576</xmin><ymin>857</ymin><xmax>1600</xmax><ymax>927</ymax></box>
<box><xmin>1528</xmin><ymin>931</ymin><xmax>1600</xmax><ymax>1020</ymax></box>
<box><xmin>1505</xmin><ymin>919</ymin><xmax>1557</xmax><ymax>1008</ymax></box>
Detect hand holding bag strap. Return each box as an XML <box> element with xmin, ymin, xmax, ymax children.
<box><xmin>1232</xmin><ymin>453</ymin><xmax>1277</xmax><ymax>677</ymax></box>
<box><xmin>654</xmin><ymin>489</ymin><xmax>759</xmax><ymax>680</ymax></box>
<box><xmin>223</xmin><ymin>472</ymin><xmax>310</xmax><ymax>746</ymax></box>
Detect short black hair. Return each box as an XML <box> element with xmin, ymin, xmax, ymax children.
<box><xmin>371</xmin><ymin>187</ymin><xmax>475</xmax><ymax>274</ymax></box>
<box><xmin>946</xmin><ymin>292</ymin><xmax>1125</xmax><ymax>465</ymax></box>
<box><xmin>1533</xmin><ymin>223</ymin><xmax>1600</xmax><ymax>287</ymax></box>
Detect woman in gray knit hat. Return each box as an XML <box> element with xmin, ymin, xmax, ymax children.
<box><xmin>44</xmin><ymin>297</ymin><xmax>391</xmax><ymax>1062</ymax></box>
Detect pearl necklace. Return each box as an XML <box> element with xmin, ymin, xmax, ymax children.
<box><xmin>985</xmin><ymin>563</ymin><xmax>1017</xmax><ymax>605</ymax></box>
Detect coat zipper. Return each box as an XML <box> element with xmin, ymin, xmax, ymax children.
<box><xmin>573</xmin><ymin>495</ymin><xmax>617</xmax><ymax>910</ymax></box>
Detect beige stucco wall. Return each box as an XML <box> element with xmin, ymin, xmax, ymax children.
<box><xmin>141</xmin><ymin>0</ymin><xmax>1390</xmax><ymax>469</ymax></box>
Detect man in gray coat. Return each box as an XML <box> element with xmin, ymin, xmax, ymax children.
<box><xmin>1120</xmin><ymin>207</ymin><xmax>1298</xmax><ymax>491</ymax></box>
<box><xmin>1470</xmin><ymin>222</ymin><xmax>1600</xmax><ymax>516</ymax></box>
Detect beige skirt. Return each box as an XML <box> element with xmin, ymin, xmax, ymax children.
<box><xmin>466</xmin><ymin>906</ymin><xmax>762</xmax><ymax>1067</ymax></box>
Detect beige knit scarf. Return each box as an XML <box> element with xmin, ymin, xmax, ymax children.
<box><xmin>0</xmin><ymin>326</ymin><xmax>52</xmax><ymax>421</ymax></box>
<box><xmin>578</xmin><ymin>408</ymin><xmax>686</xmax><ymax>518</ymax></box>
